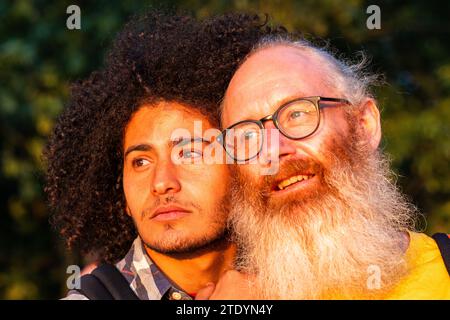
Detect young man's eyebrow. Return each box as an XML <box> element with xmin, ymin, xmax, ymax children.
<box><xmin>124</xmin><ymin>144</ymin><xmax>152</xmax><ymax>157</ymax></box>
<box><xmin>124</xmin><ymin>138</ymin><xmax>211</xmax><ymax>157</ymax></box>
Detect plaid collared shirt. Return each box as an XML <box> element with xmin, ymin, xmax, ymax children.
<box><xmin>63</xmin><ymin>237</ymin><xmax>193</xmax><ymax>300</ymax></box>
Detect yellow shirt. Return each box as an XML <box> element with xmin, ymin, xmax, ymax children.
<box><xmin>386</xmin><ymin>232</ymin><xmax>450</xmax><ymax>299</ymax></box>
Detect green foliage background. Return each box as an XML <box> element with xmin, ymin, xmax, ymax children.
<box><xmin>0</xmin><ymin>0</ymin><xmax>449</xmax><ymax>299</ymax></box>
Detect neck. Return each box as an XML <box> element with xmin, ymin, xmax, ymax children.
<box><xmin>144</xmin><ymin>239</ymin><xmax>236</xmax><ymax>294</ymax></box>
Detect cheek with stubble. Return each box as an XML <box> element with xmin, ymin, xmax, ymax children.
<box><xmin>124</xmin><ymin>178</ymin><xmax>148</xmax><ymax>218</ymax></box>
<box><xmin>186</xmin><ymin>168</ymin><xmax>231</xmax><ymax>228</ymax></box>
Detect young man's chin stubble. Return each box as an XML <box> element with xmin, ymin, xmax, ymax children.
<box><xmin>135</xmin><ymin>195</ymin><xmax>232</xmax><ymax>257</ymax></box>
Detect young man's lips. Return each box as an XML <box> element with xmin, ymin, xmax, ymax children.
<box><xmin>151</xmin><ymin>206</ymin><xmax>191</xmax><ymax>221</ymax></box>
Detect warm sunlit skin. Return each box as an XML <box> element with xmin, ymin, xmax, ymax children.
<box><xmin>196</xmin><ymin>44</ymin><xmax>408</xmax><ymax>300</ymax></box>
<box><xmin>123</xmin><ymin>101</ymin><xmax>236</xmax><ymax>294</ymax></box>
<box><xmin>222</xmin><ymin>45</ymin><xmax>382</xmax><ymax>191</ymax></box>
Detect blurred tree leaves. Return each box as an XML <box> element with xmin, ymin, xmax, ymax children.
<box><xmin>0</xmin><ymin>0</ymin><xmax>448</xmax><ymax>299</ymax></box>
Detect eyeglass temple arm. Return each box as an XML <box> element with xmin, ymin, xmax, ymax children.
<box><xmin>319</xmin><ymin>97</ymin><xmax>351</xmax><ymax>104</ymax></box>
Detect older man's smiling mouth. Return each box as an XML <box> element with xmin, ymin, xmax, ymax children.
<box><xmin>272</xmin><ymin>174</ymin><xmax>316</xmax><ymax>193</ymax></box>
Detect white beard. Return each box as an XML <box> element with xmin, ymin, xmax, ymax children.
<box><xmin>228</xmin><ymin>146</ymin><xmax>418</xmax><ymax>299</ymax></box>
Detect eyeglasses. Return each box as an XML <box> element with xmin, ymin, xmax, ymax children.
<box><xmin>217</xmin><ymin>96</ymin><xmax>351</xmax><ymax>162</ymax></box>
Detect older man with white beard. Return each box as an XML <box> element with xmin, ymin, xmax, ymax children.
<box><xmin>196</xmin><ymin>37</ymin><xmax>450</xmax><ymax>300</ymax></box>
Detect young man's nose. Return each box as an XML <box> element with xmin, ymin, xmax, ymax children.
<box><xmin>151</xmin><ymin>159</ymin><xmax>181</xmax><ymax>196</ymax></box>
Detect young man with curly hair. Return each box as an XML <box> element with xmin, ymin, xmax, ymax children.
<box><xmin>43</xmin><ymin>11</ymin><xmax>286</xmax><ymax>300</ymax></box>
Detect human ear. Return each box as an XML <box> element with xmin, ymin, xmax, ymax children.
<box><xmin>358</xmin><ymin>98</ymin><xmax>381</xmax><ymax>151</ymax></box>
<box><xmin>125</xmin><ymin>205</ymin><xmax>132</xmax><ymax>217</ymax></box>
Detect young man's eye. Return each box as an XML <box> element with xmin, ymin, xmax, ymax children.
<box><xmin>132</xmin><ymin>158</ymin><xmax>150</xmax><ymax>168</ymax></box>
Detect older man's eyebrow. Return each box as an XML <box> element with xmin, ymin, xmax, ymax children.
<box><xmin>270</xmin><ymin>91</ymin><xmax>311</xmax><ymax>108</ymax></box>
<box><xmin>226</xmin><ymin>91</ymin><xmax>312</xmax><ymax>124</ymax></box>
<box><xmin>171</xmin><ymin>137</ymin><xmax>212</xmax><ymax>147</ymax></box>
<box><xmin>124</xmin><ymin>144</ymin><xmax>152</xmax><ymax>158</ymax></box>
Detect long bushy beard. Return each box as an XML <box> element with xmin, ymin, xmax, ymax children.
<box><xmin>228</xmin><ymin>132</ymin><xmax>418</xmax><ymax>299</ymax></box>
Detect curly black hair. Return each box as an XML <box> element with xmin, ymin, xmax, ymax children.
<box><xmin>43</xmin><ymin>10</ymin><xmax>289</xmax><ymax>263</ymax></box>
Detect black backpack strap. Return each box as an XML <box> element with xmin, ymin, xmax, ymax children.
<box><xmin>432</xmin><ymin>233</ymin><xmax>450</xmax><ymax>275</ymax></box>
<box><xmin>77</xmin><ymin>264</ymin><xmax>140</xmax><ymax>300</ymax></box>
<box><xmin>78</xmin><ymin>273</ymin><xmax>114</xmax><ymax>300</ymax></box>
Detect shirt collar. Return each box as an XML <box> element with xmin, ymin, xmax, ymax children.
<box><xmin>115</xmin><ymin>237</ymin><xmax>192</xmax><ymax>300</ymax></box>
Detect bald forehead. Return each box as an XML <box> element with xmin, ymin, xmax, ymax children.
<box><xmin>229</xmin><ymin>46</ymin><xmax>315</xmax><ymax>88</ymax></box>
<box><xmin>222</xmin><ymin>45</ymin><xmax>337</xmax><ymax>126</ymax></box>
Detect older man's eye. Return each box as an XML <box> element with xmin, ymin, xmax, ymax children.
<box><xmin>243</xmin><ymin>130</ymin><xmax>258</xmax><ymax>140</ymax></box>
<box><xmin>289</xmin><ymin>110</ymin><xmax>306</xmax><ymax>119</ymax></box>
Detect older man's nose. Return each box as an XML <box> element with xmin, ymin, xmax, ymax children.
<box><xmin>261</xmin><ymin>121</ymin><xmax>296</xmax><ymax>161</ymax></box>
<box><xmin>151</xmin><ymin>159</ymin><xmax>181</xmax><ymax>196</ymax></box>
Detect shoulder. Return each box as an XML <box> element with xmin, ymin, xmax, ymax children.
<box><xmin>407</xmin><ymin>231</ymin><xmax>449</xmax><ymax>270</ymax></box>
<box><xmin>389</xmin><ymin>231</ymin><xmax>450</xmax><ymax>299</ymax></box>
<box><xmin>407</xmin><ymin>232</ymin><xmax>442</xmax><ymax>261</ymax></box>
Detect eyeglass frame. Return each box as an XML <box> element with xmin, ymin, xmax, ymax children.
<box><xmin>216</xmin><ymin>96</ymin><xmax>351</xmax><ymax>161</ymax></box>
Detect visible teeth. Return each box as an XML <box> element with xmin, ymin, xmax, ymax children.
<box><xmin>277</xmin><ymin>175</ymin><xmax>312</xmax><ymax>190</ymax></box>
